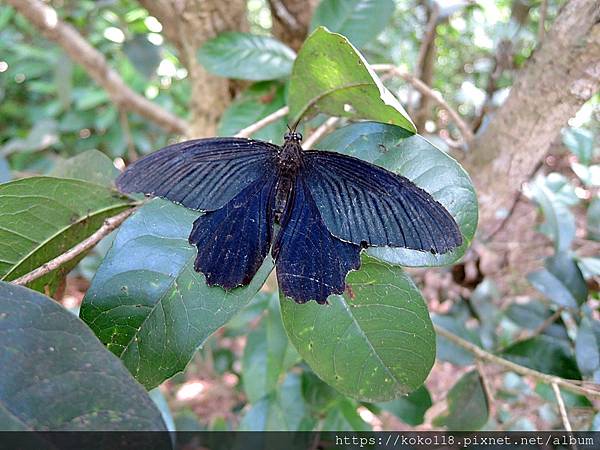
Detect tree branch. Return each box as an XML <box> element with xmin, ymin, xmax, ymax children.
<box><xmin>11</xmin><ymin>208</ymin><xmax>137</xmax><ymax>286</ymax></box>
<box><xmin>234</xmin><ymin>106</ymin><xmax>289</xmax><ymax>138</ymax></box>
<box><xmin>6</xmin><ymin>0</ymin><xmax>188</xmax><ymax>135</ymax></box>
<box><xmin>435</xmin><ymin>325</ymin><xmax>600</xmax><ymax>399</ymax></box>
<box><xmin>372</xmin><ymin>64</ymin><xmax>475</xmax><ymax>144</ymax></box>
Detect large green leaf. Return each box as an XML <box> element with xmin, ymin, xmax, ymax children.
<box><xmin>0</xmin><ymin>176</ymin><xmax>133</xmax><ymax>294</ymax></box>
<box><xmin>288</xmin><ymin>27</ymin><xmax>415</xmax><ymax>133</ymax></box>
<box><xmin>198</xmin><ymin>32</ymin><xmax>296</xmax><ymax>81</ymax></box>
<box><xmin>218</xmin><ymin>82</ymin><xmax>287</xmax><ymax>144</ymax></box>
<box><xmin>433</xmin><ymin>370</ymin><xmax>489</xmax><ymax>431</ymax></box>
<box><xmin>501</xmin><ymin>335</ymin><xmax>581</xmax><ymax>379</ymax></box>
<box><xmin>50</xmin><ymin>149</ymin><xmax>120</xmax><ymax>187</ymax></box>
<box><xmin>80</xmin><ymin>199</ymin><xmax>273</xmax><ymax>389</ymax></box>
<box><xmin>242</xmin><ymin>295</ymin><xmax>300</xmax><ymax>403</ymax></box>
<box><xmin>575</xmin><ymin>317</ymin><xmax>600</xmax><ymax>377</ymax></box>
<box><xmin>310</xmin><ymin>0</ymin><xmax>395</xmax><ymax>47</ymax></box>
<box><xmin>280</xmin><ymin>255</ymin><xmax>435</xmax><ymax>402</ymax></box>
<box><xmin>239</xmin><ymin>373</ymin><xmax>306</xmax><ymax>431</ymax></box>
<box><xmin>0</xmin><ymin>282</ymin><xmax>167</xmax><ymax>431</ymax></box>
<box><xmin>318</xmin><ymin>122</ymin><xmax>477</xmax><ymax>267</ymax></box>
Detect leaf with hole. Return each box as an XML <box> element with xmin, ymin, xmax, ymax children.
<box><xmin>198</xmin><ymin>32</ymin><xmax>296</xmax><ymax>81</ymax></box>
<box><xmin>0</xmin><ymin>176</ymin><xmax>133</xmax><ymax>295</ymax></box>
<box><xmin>288</xmin><ymin>27</ymin><xmax>415</xmax><ymax>133</ymax></box>
<box><xmin>280</xmin><ymin>255</ymin><xmax>435</xmax><ymax>402</ymax></box>
<box><xmin>0</xmin><ymin>282</ymin><xmax>168</xmax><ymax>432</ymax></box>
<box><xmin>80</xmin><ymin>199</ymin><xmax>274</xmax><ymax>389</ymax></box>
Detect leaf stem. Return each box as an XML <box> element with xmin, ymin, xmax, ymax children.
<box><xmin>434</xmin><ymin>324</ymin><xmax>600</xmax><ymax>399</ymax></box>
<box><xmin>11</xmin><ymin>207</ymin><xmax>137</xmax><ymax>287</ymax></box>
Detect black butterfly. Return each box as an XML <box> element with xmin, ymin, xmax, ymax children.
<box><xmin>116</xmin><ymin>130</ymin><xmax>462</xmax><ymax>304</ymax></box>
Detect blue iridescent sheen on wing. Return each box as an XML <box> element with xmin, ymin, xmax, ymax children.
<box><xmin>116</xmin><ymin>137</ymin><xmax>278</xmax><ymax>211</ymax></box>
<box><xmin>273</xmin><ymin>175</ymin><xmax>361</xmax><ymax>304</ymax></box>
<box><xmin>188</xmin><ymin>172</ymin><xmax>278</xmax><ymax>289</ymax></box>
<box><xmin>303</xmin><ymin>150</ymin><xmax>462</xmax><ymax>254</ymax></box>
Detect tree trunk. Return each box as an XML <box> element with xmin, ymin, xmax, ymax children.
<box><xmin>139</xmin><ymin>0</ymin><xmax>248</xmax><ymax>137</ymax></box>
<box><xmin>464</xmin><ymin>0</ymin><xmax>600</xmax><ymax>238</ymax></box>
<box><xmin>269</xmin><ymin>0</ymin><xmax>319</xmax><ymax>51</ymax></box>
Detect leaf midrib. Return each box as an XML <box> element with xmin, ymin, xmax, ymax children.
<box><xmin>2</xmin><ymin>202</ymin><xmax>132</xmax><ymax>281</ymax></box>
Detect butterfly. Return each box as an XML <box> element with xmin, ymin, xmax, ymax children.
<box><xmin>116</xmin><ymin>129</ymin><xmax>462</xmax><ymax>304</ymax></box>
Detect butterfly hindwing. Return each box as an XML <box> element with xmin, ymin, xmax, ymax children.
<box><xmin>303</xmin><ymin>150</ymin><xmax>462</xmax><ymax>254</ymax></box>
<box><xmin>116</xmin><ymin>138</ymin><xmax>278</xmax><ymax>211</ymax></box>
<box><xmin>273</xmin><ymin>175</ymin><xmax>361</xmax><ymax>304</ymax></box>
<box><xmin>189</xmin><ymin>171</ymin><xmax>278</xmax><ymax>289</ymax></box>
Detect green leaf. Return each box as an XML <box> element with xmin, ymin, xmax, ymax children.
<box><xmin>562</xmin><ymin>127</ymin><xmax>595</xmax><ymax>165</ymax></box>
<box><xmin>123</xmin><ymin>34</ymin><xmax>161</xmax><ymax>78</ymax></box>
<box><xmin>501</xmin><ymin>335</ymin><xmax>581</xmax><ymax>379</ymax></box>
<box><xmin>288</xmin><ymin>27</ymin><xmax>415</xmax><ymax>133</ymax></box>
<box><xmin>239</xmin><ymin>373</ymin><xmax>307</xmax><ymax>431</ymax></box>
<box><xmin>377</xmin><ymin>385</ymin><xmax>432</xmax><ymax>426</ymax></box>
<box><xmin>527</xmin><ymin>252</ymin><xmax>588</xmax><ymax>309</ymax></box>
<box><xmin>576</xmin><ymin>318</ymin><xmax>600</xmax><ymax>377</ymax></box>
<box><xmin>433</xmin><ymin>370</ymin><xmax>489</xmax><ymax>431</ymax></box>
<box><xmin>528</xmin><ymin>176</ymin><xmax>575</xmax><ymax>252</ymax></box>
<box><xmin>50</xmin><ymin>149</ymin><xmax>119</xmax><ymax>187</ymax></box>
<box><xmin>318</xmin><ymin>122</ymin><xmax>477</xmax><ymax>267</ymax></box>
<box><xmin>218</xmin><ymin>82</ymin><xmax>287</xmax><ymax>143</ymax></box>
<box><xmin>535</xmin><ymin>383</ymin><xmax>593</xmax><ymax>408</ymax></box>
<box><xmin>80</xmin><ymin>199</ymin><xmax>273</xmax><ymax>389</ymax></box>
<box><xmin>433</xmin><ymin>314</ymin><xmax>482</xmax><ymax>366</ymax></box>
<box><xmin>198</xmin><ymin>32</ymin><xmax>296</xmax><ymax>81</ymax></box>
<box><xmin>322</xmin><ymin>398</ymin><xmax>371</xmax><ymax>431</ymax></box>
<box><xmin>242</xmin><ymin>295</ymin><xmax>300</xmax><ymax>403</ymax></box>
<box><xmin>505</xmin><ymin>301</ymin><xmax>568</xmax><ymax>340</ymax></box>
<box><xmin>0</xmin><ymin>176</ymin><xmax>133</xmax><ymax>294</ymax></box>
<box><xmin>281</xmin><ymin>255</ymin><xmax>435</xmax><ymax>402</ymax></box>
<box><xmin>311</xmin><ymin>0</ymin><xmax>395</xmax><ymax>47</ymax></box>
<box><xmin>588</xmin><ymin>196</ymin><xmax>600</xmax><ymax>241</ymax></box>
<box><xmin>0</xmin><ymin>282</ymin><xmax>168</xmax><ymax>431</ymax></box>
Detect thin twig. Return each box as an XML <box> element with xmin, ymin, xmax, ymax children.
<box><xmin>7</xmin><ymin>0</ymin><xmax>188</xmax><ymax>135</ymax></box>
<box><xmin>234</xmin><ymin>106</ymin><xmax>289</xmax><ymax>138</ymax></box>
<box><xmin>552</xmin><ymin>382</ymin><xmax>574</xmax><ymax>434</ymax></box>
<box><xmin>434</xmin><ymin>324</ymin><xmax>600</xmax><ymax>399</ymax></box>
<box><xmin>11</xmin><ymin>208</ymin><xmax>137</xmax><ymax>286</ymax></box>
<box><xmin>538</xmin><ymin>0</ymin><xmax>548</xmax><ymax>43</ymax></box>
<box><xmin>415</xmin><ymin>4</ymin><xmax>440</xmax><ymax>79</ymax></box>
<box><xmin>476</xmin><ymin>358</ymin><xmax>495</xmax><ymax>418</ymax></box>
<box><xmin>372</xmin><ymin>64</ymin><xmax>475</xmax><ymax>144</ymax></box>
<box><xmin>303</xmin><ymin>117</ymin><xmax>340</xmax><ymax>149</ymax></box>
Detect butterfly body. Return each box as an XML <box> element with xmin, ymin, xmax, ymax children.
<box><xmin>116</xmin><ymin>131</ymin><xmax>462</xmax><ymax>304</ymax></box>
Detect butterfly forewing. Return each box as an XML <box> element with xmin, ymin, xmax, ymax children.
<box><xmin>116</xmin><ymin>138</ymin><xmax>279</xmax><ymax>211</ymax></box>
<box><xmin>302</xmin><ymin>151</ymin><xmax>462</xmax><ymax>254</ymax></box>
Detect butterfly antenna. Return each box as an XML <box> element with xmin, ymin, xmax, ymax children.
<box><xmin>286</xmin><ymin>123</ymin><xmax>293</xmax><ymax>133</ymax></box>
<box><xmin>290</xmin><ymin>117</ymin><xmax>301</xmax><ymax>132</ymax></box>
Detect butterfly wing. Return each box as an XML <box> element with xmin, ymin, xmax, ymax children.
<box><xmin>189</xmin><ymin>170</ymin><xmax>278</xmax><ymax>289</ymax></box>
<box><xmin>273</xmin><ymin>175</ymin><xmax>361</xmax><ymax>304</ymax></box>
<box><xmin>116</xmin><ymin>137</ymin><xmax>279</xmax><ymax>211</ymax></box>
<box><xmin>303</xmin><ymin>150</ymin><xmax>462</xmax><ymax>254</ymax></box>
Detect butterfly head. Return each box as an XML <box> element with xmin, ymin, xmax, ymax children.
<box><xmin>284</xmin><ymin>131</ymin><xmax>303</xmax><ymax>144</ymax></box>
